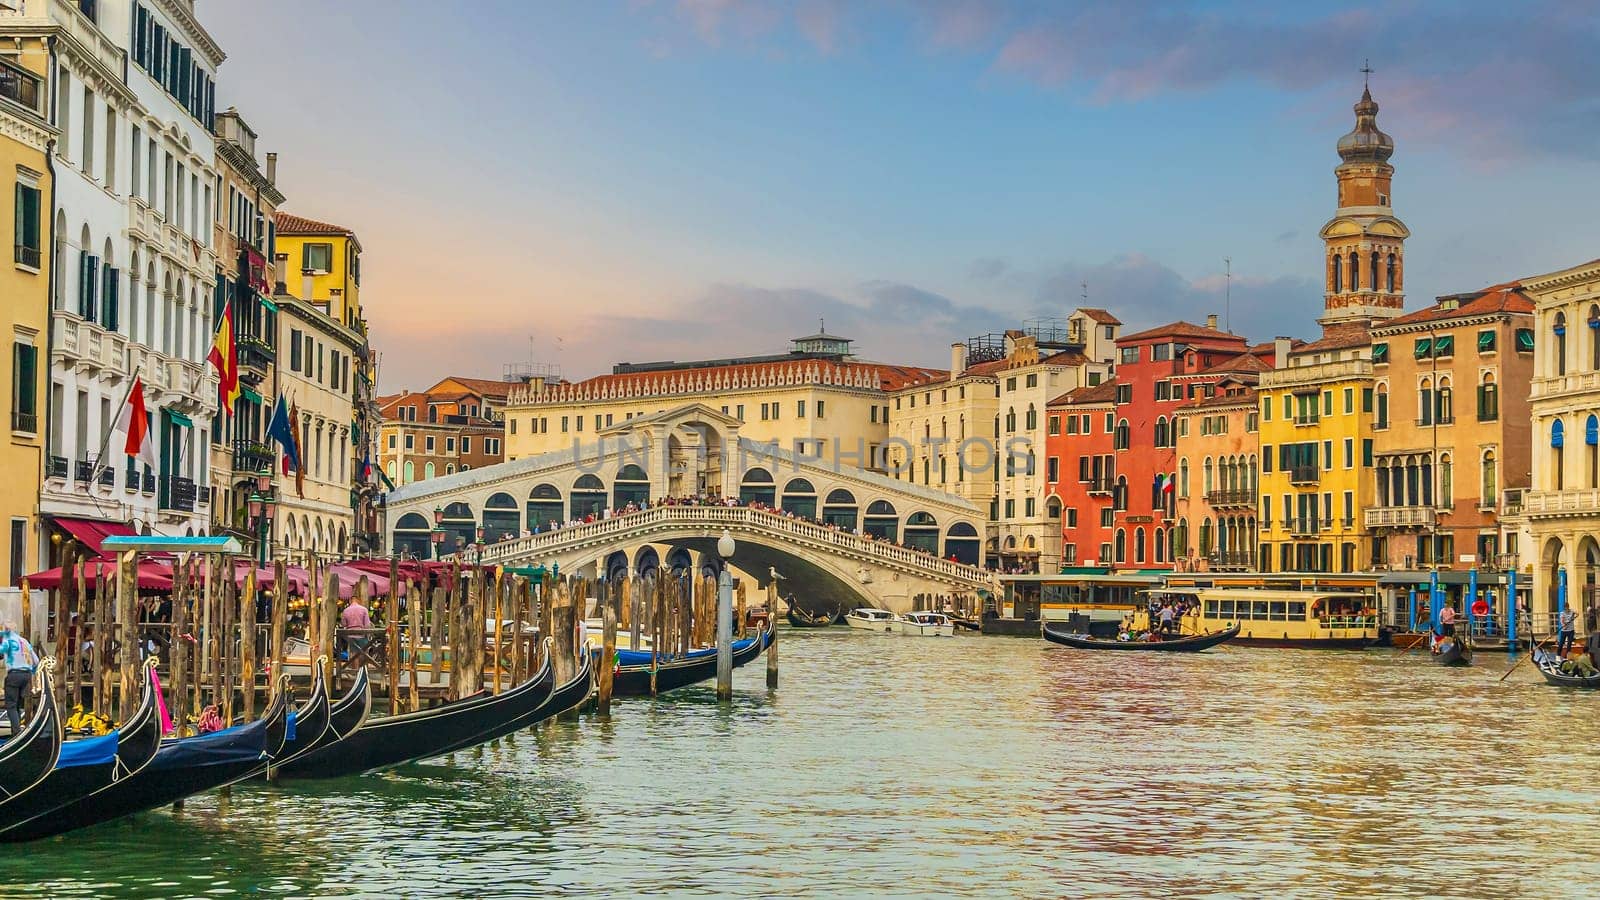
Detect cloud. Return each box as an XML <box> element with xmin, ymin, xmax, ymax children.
<box><xmin>636</xmin><ymin>1</ymin><xmax>1600</xmax><ymax>161</ymax></box>
<box><xmin>968</xmin><ymin>256</ymin><xmax>1009</xmax><ymax>280</ymax></box>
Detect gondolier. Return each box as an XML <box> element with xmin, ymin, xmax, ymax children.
<box><xmin>1557</xmin><ymin>607</ymin><xmax>1577</xmax><ymax>656</ymax></box>
<box><xmin>1</xmin><ymin>623</ymin><xmax>39</xmax><ymax>741</ymax></box>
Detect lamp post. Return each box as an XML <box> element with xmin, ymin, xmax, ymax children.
<box><xmin>247</xmin><ymin>466</ymin><xmax>277</xmax><ymax>569</ymax></box>
<box><xmin>431</xmin><ymin>505</ymin><xmax>446</xmax><ymax>560</ymax></box>
<box><xmin>716</xmin><ymin>528</ymin><xmax>735</xmax><ymax>701</ymax></box>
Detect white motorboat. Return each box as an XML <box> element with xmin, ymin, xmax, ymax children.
<box><xmin>896</xmin><ymin>611</ymin><xmax>955</xmax><ymax>637</ymax></box>
<box><xmin>845</xmin><ymin>608</ymin><xmax>896</xmax><ymax>632</ymax></box>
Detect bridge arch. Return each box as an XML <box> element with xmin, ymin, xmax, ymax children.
<box><xmin>781</xmin><ymin>478</ymin><xmax>817</xmax><ymax>518</ymax></box>
<box><xmin>740</xmin><ymin>467</ymin><xmax>777</xmax><ymax>506</ymax></box>
<box><xmin>634</xmin><ymin>545</ymin><xmax>660</xmax><ymax>580</ymax></box>
<box><xmin>666</xmin><ymin>546</ymin><xmax>694</xmax><ymax>576</ymax></box>
<box><xmin>393</xmin><ymin>512</ymin><xmax>432</xmax><ymax>558</ymax></box>
<box><xmin>605</xmin><ymin>550</ymin><xmax>630</xmax><ymax>582</ymax></box>
<box><xmin>441</xmin><ymin>501</ymin><xmax>476</xmax><ymax>550</ymax></box>
<box><xmin>483</xmin><ymin>492</ymin><xmax>520</xmax><ymax>542</ymax></box>
<box><xmin>571</xmin><ymin>474</ymin><xmax>606</xmax><ymax>519</ymax></box>
<box><xmin>614</xmin><ymin>464</ymin><xmax>650</xmax><ymax>509</ymax></box>
<box><xmin>905</xmin><ymin>512</ymin><xmax>938</xmax><ymax>553</ymax></box>
<box><xmin>864</xmin><ymin>499</ymin><xmax>898</xmax><ymax>541</ymax></box>
<box><xmin>528</xmin><ymin>483</ymin><xmax>563</xmax><ymax>531</ymax></box>
<box><xmin>823</xmin><ymin>488</ymin><xmax>858</xmax><ymax>531</ymax></box>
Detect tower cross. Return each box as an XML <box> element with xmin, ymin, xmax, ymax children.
<box><xmin>1360</xmin><ymin>60</ymin><xmax>1373</xmax><ymax>87</ymax></box>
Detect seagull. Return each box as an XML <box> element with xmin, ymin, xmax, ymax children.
<box><xmin>769</xmin><ymin>566</ymin><xmax>785</xmax><ymax>581</ymax></box>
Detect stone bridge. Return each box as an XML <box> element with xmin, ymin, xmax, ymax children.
<box><xmin>382</xmin><ymin>404</ymin><xmax>993</xmax><ymax>613</ymax></box>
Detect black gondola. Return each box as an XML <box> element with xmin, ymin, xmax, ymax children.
<box><xmin>313</xmin><ymin>666</ymin><xmax>373</xmax><ymax>752</ymax></box>
<box><xmin>1536</xmin><ymin>654</ymin><xmax>1600</xmax><ymax>688</ymax></box>
<box><xmin>430</xmin><ymin>650</ymin><xmax>593</xmax><ymax>758</ymax></box>
<box><xmin>1042</xmin><ymin>622</ymin><xmax>1240</xmax><ymax>652</ymax></box>
<box><xmin>1</xmin><ymin>686</ymin><xmax>290</xmax><ymax>843</ymax></box>
<box><xmin>0</xmin><ymin>663</ymin><xmax>61</xmax><ymax>807</ymax></box>
<box><xmin>785</xmin><ymin>603</ymin><xmax>833</xmax><ymax>628</ymax></box>
<box><xmin>274</xmin><ymin>655</ymin><xmax>555</xmax><ymax>780</ymax></box>
<box><xmin>266</xmin><ymin>664</ymin><xmax>331</xmax><ymax>767</ymax></box>
<box><xmin>0</xmin><ymin>662</ymin><xmax>158</xmax><ymax>837</ymax></box>
<box><xmin>1433</xmin><ymin>636</ymin><xmax>1472</xmax><ymax>667</ymax></box>
<box><xmin>605</xmin><ymin>623</ymin><xmax>773</xmax><ymax>696</ymax></box>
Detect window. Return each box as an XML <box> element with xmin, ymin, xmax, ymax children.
<box><xmin>1478</xmin><ymin>330</ymin><xmax>1496</xmax><ymax>354</ymax></box>
<box><xmin>1114</xmin><ymin>419</ymin><xmax>1130</xmax><ymax>450</ymax></box>
<box><xmin>1005</xmin><ymin>377</ymin><xmax>1016</xmax><ymax>391</ymax></box>
<box><xmin>1433</xmin><ymin>334</ymin><xmax>1454</xmax><ymax>357</ymax></box>
<box><xmin>1482</xmin><ymin>450</ymin><xmax>1497</xmax><ymax>503</ymax></box>
<box><xmin>1372</xmin><ymin>342</ymin><xmax>1389</xmax><ymax>364</ymax></box>
<box><xmin>1515</xmin><ymin>328</ymin><xmax>1534</xmax><ymax>353</ymax></box>
<box><xmin>387</xmin><ymin>434</ymin><xmax>396</xmax><ymax>450</ymax></box>
<box><xmin>403</xmin><ymin>433</ymin><xmax>413</xmax><ymax>450</ymax></box>
<box><xmin>302</xmin><ymin>242</ymin><xmax>333</xmax><ymax>273</ymax></box>
<box><xmin>1553</xmin><ymin>312</ymin><xmax>1567</xmax><ymax>374</ymax></box>
<box><xmin>1151</xmin><ymin>343</ymin><xmax>1172</xmax><ymax>362</ymax></box>
<box><xmin>797</xmin><ymin>400</ymin><xmax>806</xmax><ymax>418</ymax></box>
<box><xmin>817</xmin><ymin>400</ymin><xmax>825</xmax><ymax>418</ymax></box>
<box><xmin>1414</xmin><ymin>337</ymin><xmax>1433</xmax><ymax>360</ymax></box>
<box><xmin>11</xmin><ymin>340</ymin><xmax>38</xmax><ymax>433</ymax></box>
<box><xmin>1477</xmin><ymin>373</ymin><xmax>1499</xmax><ymax>422</ymax></box>
<box><xmin>461</xmin><ymin>436</ymin><xmax>472</xmax><ymax>453</ymax></box>
<box><xmin>1343</xmin><ymin>388</ymin><xmax>1354</xmax><ymax>415</ymax></box>
<box><xmin>1119</xmin><ymin>346</ymin><xmax>1139</xmax><ymax>364</ymax></box>
<box><xmin>1048</xmin><ymin>415</ymin><xmax>1060</xmax><ymax>436</ymax></box>
<box><xmin>1115</xmin><ymin>384</ymin><xmax>1132</xmax><ymax>404</ymax></box>
<box><xmin>446</xmin><ymin>437</ymin><xmax>456</xmax><ymax>453</ymax></box>
<box><xmin>1025</xmin><ymin>373</ymin><xmax>1037</xmax><ymax>388</ymax></box>
<box><xmin>425</xmin><ymin>435</ymin><xmax>435</xmax><ymax>453</ymax></box>
<box><xmin>13</xmin><ymin>176</ymin><xmax>42</xmax><ymax>268</ymax></box>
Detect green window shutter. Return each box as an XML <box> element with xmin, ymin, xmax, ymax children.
<box><xmin>1362</xmin><ymin>439</ymin><xmax>1373</xmax><ymax>467</ymax></box>
<box><xmin>1414</xmin><ymin>337</ymin><xmax>1432</xmax><ymax>359</ymax></box>
<box><xmin>1516</xmin><ymin>329</ymin><xmax>1535</xmax><ymax>352</ymax></box>
<box><xmin>1362</xmin><ymin>387</ymin><xmax>1374</xmax><ymax>413</ymax></box>
<box><xmin>1434</xmin><ymin>334</ymin><xmax>1454</xmax><ymax>356</ymax></box>
<box><xmin>1372</xmin><ymin>342</ymin><xmax>1388</xmax><ymax>364</ymax></box>
<box><xmin>1478</xmin><ymin>330</ymin><xmax>1496</xmax><ymax>352</ymax></box>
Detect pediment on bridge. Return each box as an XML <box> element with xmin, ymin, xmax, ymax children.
<box><xmin>596</xmin><ymin>402</ymin><xmax>743</xmax><ymax>437</ymax></box>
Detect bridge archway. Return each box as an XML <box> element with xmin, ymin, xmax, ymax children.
<box><xmin>905</xmin><ymin>512</ymin><xmax>939</xmax><ymax>553</ymax></box>
<box><xmin>864</xmin><ymin>499</ymin><xmax>898</xmax><ymax>541</ymax></box>
<box><xmin>483</xmin><ymin>492</ymin><xmax>520</xmax><ymax>542</ymax></box>
<box><xmin>666</xmin><ymin>546</ymin><xmax>694</xmax><ymax>576</ymax></box>
<box><xmin>823</xmin><ymin>488</ymin><xmax>858</xmax><ymax>531</ymax></box>
<box><xmin>634</xmin><ymin>545</ymin><xmax>660</xmax><ymax>580</ymax></box>
<box><xmin>781</xmin><ymin>478</ymin><xmax>817</xmax><ymax>518</ymax></box>
<box><xmin>946</xmin><ymin>521</ymin><xmax>980</xmax><ymax>565</ymax></box>
<box><xmin>528</xmin><ymin>483</ymin><xmax>563</xmax><ymax>531</ymax></box>
<box><xmin>441</xmin><ymin>501</ymin><xmax>476</xmax><ymax>551</ymax></box>
<box><xmin>393</xmin><ymin>512</ymin><xmax>431</xmax><ymax>558</ymax></box>
<box><xmin>571</xmin><ymin>474</ymin><xmax>606</xmax><ymax>519</ymax></box>
<box><xmin>740</xmin><ymin>467</ymin><xmax>776</xmax><ymax>506</ymax></box>
<box><xmin>605</xmin><ymin>550</ymin><xmax>630</xmax><ymax>582</ymax></box>
<box><xmin>614</xmin><ymin>464</ymin><xmax>650</xmax><ymax>509</ymax></box>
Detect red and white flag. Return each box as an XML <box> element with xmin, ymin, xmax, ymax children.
<box><xmin>116</xmin><ymin>376</ymin><xmax>158</xmax><ymax>470</ymax></box>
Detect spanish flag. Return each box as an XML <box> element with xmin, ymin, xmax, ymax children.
<box><xmin>207</xmin><ymin>299</ymin><xmax>239</xmax><ymax>416</ymax></box>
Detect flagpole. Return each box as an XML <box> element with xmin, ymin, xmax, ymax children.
<box><xmin>89</xmin><ymin>360</ymin><xmax>144</xmax><ymax>485</ymax></box>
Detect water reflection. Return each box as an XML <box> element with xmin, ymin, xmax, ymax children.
<box><xmin>2</xmin><ymin>631</ymin><xmax>1598</xmax><ymax>897</ymax></box>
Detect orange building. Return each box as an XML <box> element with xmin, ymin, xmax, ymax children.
<box><xmin>379</xmin><ymin>377</ymin><xmax>511</xmax><ymax>488</ymax></box>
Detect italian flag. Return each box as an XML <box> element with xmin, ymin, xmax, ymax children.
<box><xmin>116</xmin><ymin>376</ymin><xmax>157</xmax><ymax>470</ymax></box>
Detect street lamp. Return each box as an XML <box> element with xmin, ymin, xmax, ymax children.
<box><xmin>716</xmin><ymin>528</ymin><xmax>734</xmax><ymax>700</ymax></box>
<box><xmin>247</xmin><ymin>466</ymin><xmax>277</xmax><ymax>568</ymax></box>
<box><xmin>430</xmin><ymin>525</ymin><xmax>445</xmax><ymax>559</ymax></box>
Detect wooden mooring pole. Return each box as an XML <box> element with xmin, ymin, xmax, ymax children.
<box><xmin>598</xmin><ymin>578</ymin><xmax>617</xmax><ymax>715</ymax></box>
<box><xmin>766</xmin><ymin>580</ymin><xmax>779</xmax><ymax>689</ymax></box>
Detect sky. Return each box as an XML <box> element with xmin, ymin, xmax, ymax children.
<box><xmin>199</xmin><ymin>0</ymin><xmax>1600</xmax><ymax>392</ymax></box>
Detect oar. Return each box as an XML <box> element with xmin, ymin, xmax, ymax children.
<box><xmin>1395</xmin><ymin>632</ymin><xmax>1430</xmax><ymax>654</ymax></box>
<box><xmin>1499</xmin><ymin>631</ymin><xmax>1556</xmax><ymax>682</ymax></box>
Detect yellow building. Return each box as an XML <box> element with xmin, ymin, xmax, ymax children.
<box><xmin>274</xmin><ymin>211</ymin><xmax>362</xmax><ymax>329</ymax></box>
<box><xmin>1258</xmin><ymin>84</ymin><xmax>1409</xmax><ymax>574</ymax></box>
<box><xmin>502</xmin><ymin>331</ymin><xmax>942</xmax><ymax>483</ymax></box>
<box><xmin>1524</xmin><ymin>258</ymin><xmax>1600</xmax><ymax>633</ymax></box>
<box><xmin>2</xmin><ymin>38</ymin><xmax>54</xmax><ymax>586</ymax></box>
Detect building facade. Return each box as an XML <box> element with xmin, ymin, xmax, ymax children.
<box><xmin>380</xmin><ymin>379</ymin><xmax>507</xmax><ymax>491</ymax></box>
<box><xmin>274</xmin><ymin>210</ymin><xmax>361</xmax><ymax>329</ymax></box>
<box><xmin>6</xmin><ymin>0</ymin><xmax>222</xmax><ymax>563</ymax></box>
<box><xmin>1</xmin><ymin>28</ymin><xmax>54</xmax><ymax>582</ymax></box>
<box><xmin>1046</xmin><ymin>380</ymin><xmax>1117</xmax><ymax>568</ymax></box>
<box><xmin>1366</xmin><ymin>286</ymin><xmax>1535</xmax><ymax>573</ymax></box>
<box><xmin>1524</xmin><ymin>258</ymin><xmax>1600</xmax><ymax>631</ymax></box>
<box><xmin>1172</xmin><ymin>358</ymin><xmax>1270</xmax><ymax>572</ymax></box>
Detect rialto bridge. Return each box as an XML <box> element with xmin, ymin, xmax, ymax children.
<box><xmin>382</xmin><ymin>405</ymin><xmax>994</xmax><ymax>613</ymax></box>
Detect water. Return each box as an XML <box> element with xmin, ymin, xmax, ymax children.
<box><xmin>3</xmin><ymin>630</ymin><xmax>1597</xmax><ymax>898</ymax></box>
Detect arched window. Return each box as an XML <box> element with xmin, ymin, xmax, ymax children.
<box><xmin>483</xmin><ymin>492</ymin><xmax>520</xmax><ymax>542</ymax></box>
<box><xmin>1554</xmin><ymin>311</ymin><xmax>1568</xmax><ymax>375</ymax></box>
<box><xmin>571</xmin><ymin>473</ymin><xmax>607</xmax><ymax>518</ymax></box>
<box><xmin>1331</xmin><ymin>255</ymin><xmax>1342</xmax><ymax>293</ymax></box>
<box><xmin>1419</xmin><ymin>377</ymin><xmax>1434</xmax><ymax>426</ymax></box>
<box><xmin>1386</xmin><ymin>253</ymin><xmax>1397</xmax><ymax>292</ymax></box>
<box><xmin>402</xmin><ymin>460</ymin><xmax>414</xmax><ymax>483</ymax></box>
<box><xmin>1025</xmin><ymin>404</ymin><xmax>1037</xmax><ymax>431</ymax></box>
<box><xmin>1203</xmin><ymin>457</ymin><xmax>1214</xmax><ymax>495</ymax></box>
<box><xmin>1199</xmin><ymin>518</ymin><xmax>1213</xmax><ymax>556</ymax></box>
<box><xmin>904</xmin><ymin>512</ymin><xmax>939</xmax><ymax>552</ymax></box>
<box><xmin>1481</xmin><ymin>450</ymin><xmax>1497</xmax><ymax>504</ymax></box>
<box><xmin>782</xmin><ymin>478</ymin><xmax>817</xmax><ymax>518</ymax></box>
<box><xmin>1437</xmin><ymin>376</ymin><xmax>1453</xmax><ymax>423</ymax></box>
<box><xmin>1114</xmin><ymin>475</ymin><xmax>1128</xmax><ymax>511</ymax></box>
<box><xmin>1179</xmin><ymin>458</ymin><xmax>1190</xmax><ymax>498</ymax></box>
<box><xmin>1348</xmin><ymin>251</ymin><xmax>1359</xmax><ymax>291</ymax></box>
<box><xmin>1439</xmin><ymin>453</ymin><xmax>1453</xmax><ymax>508</ymax></box>
<box><xmin>1552</xmin><ymin>419</ymin><xmax>1566</xmax><ymax>490</ymax></box>
<box><xmin>1005</xmin><ymin>407</ymin><xmax>1016</xmax><ymax>432</ymax></box>
<box><xmin>1154</xmin><ymin>416</ymin><xmax>1168</xmax><ymax>447</ymax></box>
<box><xmin>863</xmin><ymin>499</ymin><xmax>899</xmax><ymax>541</ymax></box>
<box><xmin>1114</xmin><ymin>419</ymin><xmax>1130</xmax><ymax>450</ymax></box>
<box><xmin>1175</xmin><ymin>518</ymin><xmax>1189</xmax><ymax>558</ymax></box>
<box><xmin>1478</xmin><ymin>372</ymin><xmax>1498</xmax><ymax>422</ymax></box>
<box><xmin>1135</xmin><ymin>527</ymin><xmax>1147</xmax><ymax>564</ymax></box>
<box><xmin>738</xmin><ymin>467</ymin><xmax>776</xmax><ymax>506</ymax></box>
<box><xmin>528</xmin><ymin>483</ymin><xmax>563</xmax><ymax>529</ymax></box>
<box><xmin>1114</xmin><ymin>528</ymin><xmax>1126</xmax><ymax>564</ymax></box>
<box><xmin>1045</xmin><ymin>497</ymin><xmax>1062</xmax><ymax>519</ymax></box>
<box><xmin>423</xmin><ymin>461</ymin><xmax>435</xmax><ymax>480</ymax></box>
<box><xmin>1153</xmin><ymin>527</ymin><xmax>1165</xmax><ymax>563</ymax></box>
<box><xmin>616</xmin><ymin>463</ymin><xmax>651</xmax><ymax>507</ymax></box>
<box><xmin>1375</xmin><ymin>382</ymin><xmax>1390</xmax><ymax>429</ymax></box>
<box><xmin>1370</xmin><ymin>251</ymin><xmax>1379</xmax><ymax>292</ymax></box>
<box><xmin>1591</xmin><ymin>304</ymin><xmax>1600</xmax><ymax>370</ymax></box>
<box><xmin>1588</xmin><ymin>414</ymin><xmax>1600</xmax><ymax>489</ymax></box>
<box><xmin>822</xmin><ymin>488</ymin><xmax>858</xmax><ymax>530</ymax></box>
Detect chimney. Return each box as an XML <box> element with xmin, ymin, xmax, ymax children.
<box><xmin>950</xmin><ymin>343</ymin><xmax>966</xmax><ymax>380</ymax></box>
<box><xmin>265</xmin><ymin>152</ymin><xmax>277</xmax><ymax>185</ymax></box>
<box><xmin>301</xmin><ymin>268</ymin><xmax>315</xmax><ymax>305</ymax></box>
<box><xmin>1206</xmin><ymin>313</ymin><xmax>1219</xmax><ymax>330</ymax></box>
<box><xmin>1274</xmin><ymin>336</ymin><xmax>1292</xmax><ymax>369</ymax></box>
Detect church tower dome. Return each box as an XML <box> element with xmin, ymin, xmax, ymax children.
<box><xmin>1318</xmin><ymin>79</ymin><xmax>1410</xmax><ymax>325</ymax></box>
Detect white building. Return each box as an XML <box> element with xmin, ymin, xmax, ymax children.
<box><xmin>4</xmin><ymin>0</ymin><xmax>222</xmax><ymax>560</ymax></box>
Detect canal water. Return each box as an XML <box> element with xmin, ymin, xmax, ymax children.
<box><xmin>3</xmin><ymin>628</ymin><xmax>1597</xmax><ymax>898</ymax></box>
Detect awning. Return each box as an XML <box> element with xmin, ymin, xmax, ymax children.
<box><xmin>261</xmin><ymin>297</ymin><xmax>279</xmax><ymax>312</ymax></box>
<box><xmin>50</xmin><ymin>516</ymin><xmax>136</xmax><ymax>558</ymax></box>
<box><xmin>19</xmin><ymin>558</ymin><xmax>174</xmax><ymax>591</ymax></box>
<box><xmin>241</xmin><ymin>387</ymin><xmax>263</xmax><ymax>405</ymax></box>
<box><xmin>166</xmin><ymin>410</ymin><xmax>194</xmax><ymax>428</ymax></box>
<box><xmin>1378</xmin><ymin>570</ymin><xmax>1508</xmax><ymax>586</ymax></box>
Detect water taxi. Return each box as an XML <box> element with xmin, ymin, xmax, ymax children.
<box><xmin>1147</xmin><ymin>588</ymin><xmax>1378</xmax><ymax>649</ymax></box>
<box><xmin>845</xmin><ymin>608</ymin><xmax>896</xmax><ymax>632</ymax></box>
<box><xmin>895</xmin><ymin>611</ymin><xmax>955</xmax><ymax>637</ymax></box>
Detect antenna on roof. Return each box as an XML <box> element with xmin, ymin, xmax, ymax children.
<box><xmin>820</xmin><ymin>317</ymin><xmax>825</xmax><ymax>333</ymax></box>
<box><xmin>1224</xmin><ymin>257</ymin><xmax>1232</xmax><ymax>333</ymax></box>
<box><xmin>1081</xmin><ymin>282</ymin><xmax>1088</xmax><ymax>304</ymax></box>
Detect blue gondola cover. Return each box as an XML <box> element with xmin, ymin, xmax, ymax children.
<box><xmin>55</xmin><ymin>733</ymin><xmax>119</xmax><ymax>769</ymax></box>
<box><xmin>609</xmin><ymin>636</ymin><xmax>758</xmax><ymax>667</ymax></box>
<box><xmin>153</xmin><ymin>721</ymin><xmax>267</xmax><ymax>771</ymax></box>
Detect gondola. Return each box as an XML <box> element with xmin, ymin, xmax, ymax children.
<box><xmin>0</xmin><ymin>661</ymin><xmax>161</xmax><ymax>839</ymax></box>
<box><xmin>785</xmin><ymin>604</ymin><xmax>833</xmax><ymax>628</ymax></box>
<box><xmin>605</xmin><ymin>623</ymin><xmax>773</xmax><ymax>696</ymax></box>
<box><xmin>1042</xmin><ymin>622</ymin><xmax>1240</xmax><ymax>652</ymax></box>
<box><xmin>274</xmin><ymin>655</ymin><xmax>555</xmax><ymax>780</ymax></box>
<box><xmin>1432</xmin><ymin>637</ymin><xmax>1472</xmax><ymax>667</ymax></box>
<box><xmin>1</xmin><ymin>686</ymin><xmax>290</xmax><ymax>843</ymax></box>
<box><xmin>430</xmin><ymin>649</ymin><xmax>592</xmax><ymax>758</ymax></box>
<box><xmin>263</xmin><ymin>663</ymin><xmax>332</xmax><ymax>768</ymax></box>
<box><xmin>1535</xmin><ymin>654</ymin><xmax>1600</xmax><ymax>689</ymax></box>
<box><xmin>0</xmin><ymin>661</ymin><xmax>61</xmax><ymax>807</ymax></box>
<box><xmin>309</xmin><ymin>666</ymin><xmax>373</xmax><ymax>753</ymax></box>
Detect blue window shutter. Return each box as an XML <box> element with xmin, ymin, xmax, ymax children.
<box><xmin>1587</xmin><ymin>416</ymin><xmax>1598</xmax><ymax>446</ymax></box>
<box><xmin>1552</xmin><ymin>420</ymin><xmax>1565</xmax><ymax>448</ymax></box>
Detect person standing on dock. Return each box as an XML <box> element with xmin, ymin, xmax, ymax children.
<box><xmin>1556</xmin><ymin>607</ymin><xmax>1577</xmax><ymax>656</ymax></box>
<box><xmin>0</xmin><ymin>623</ymin><xmax>39</xmax><ymax>742</ymax></box>
<box><xmin>342</xmin><ymin>595</ymin><xmax>373</xmax><ymax>655</ymax></box>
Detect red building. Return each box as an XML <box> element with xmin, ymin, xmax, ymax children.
<box><xmin>1110</xmin><ymin>318</ymin><xmax>1250</xmax><ymax>569</ymax></box>
<box><xmin>1047</xmin><ymin>380</ymin><xmax>1119</xmax><ymax>567</ymax></box>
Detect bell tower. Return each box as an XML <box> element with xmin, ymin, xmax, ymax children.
<box><xmin>1318</xmin><ymin>75</ymin><xmax>1410</xmax><ymax>325</ymax></box>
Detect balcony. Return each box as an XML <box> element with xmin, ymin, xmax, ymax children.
<box><xmin>127</xmin><ymin>197</ymin><xmax>161</xmax><ymax>243</ymax></box>
<box><xmin>1416</xmin><ymin>415</ymin><xmax>1455</xmax><ymax>427</ymax></box>
<box><xmin>10</xmin><ymin>410</ymin><xmax>37</xmax><ymax>434</ymax></box>
<box><xmin>46</xmin><ymin>455</ymin><xmax>67</xmax><ymax>479</ymax></box>
<box><xmin>161</xmin><ymin>475</ymin><xmax>197</xmax><ymax>512</ymax></box>
<box><xmin>1365</xmin><ymin>506</ymin><xmax>1437</xmax><ymax>530</ymax></box>
<box><xmin>74</xmin><ymin>459</ymin><xmax>94</xmax><ymax>482</ymax></box>
<box><xmin>237</xmin><ymin>335</ymin><xmax>273</xmax><ymax>384</ymax></box>
<box><xmin>1502</xmin><ymin>488</ymin><xmax>1525</xmax><ymax>518</ymax></box>
<box><xmin>1210</xmin><ymin>551</ymin><xmax>1256</xmax><ymax>570</ymax></box>
<box><xmin>1531</xmin><ymin>371</ymin><xmax>1600</xmax><ymax>401</ymax></box>
<box><xmin>53</xmin><ymin>312</ymin><xmax>127</xmax><ymax>375</ymax></box>
<box><xmin>1086</xmin><ymin>478</ymin><xmax>1115</xmax><ymax>496</ymax></box>
<box><xmin>97</xmin><ymin>466</ymin><xmax>113</xmax><ymax>487</ymax></box>
<box><xmin>142</xmin><ymin>471</ymin><xmax>156</xmax><ymax>494</ymax></box>
<box><xmin>1285</xmin><ymin>517</ymin><xmax>1325</xmax><ymax>537</ymax></box>
<box><xmin>1292</xmin><ymin>414</ymin><xmax>1321</xmax><ymax>427</ymax></box>
<box><xmin>1260</xmin><ymin>358</ymin><xmax>1374</xmax><ymax>390</ymax></box>
<box><xmin>1205</xmin><ymin>489</ymin><xmax>1257</xmax><ymax>508</ymax></box>
<box><xmin>1524</xmin><ymin>489</ymin><xmax>1600</xmax><ymax>519</ymax></box>
<box><xmin>1288</xmin><ymin>466</ymin><xmax>1319</xmax><ymax>485</ymax></box>
<box><xmin>232</xmin><ymin>439</ymin><xmax>275</xmax><ymax>474</ymax></box>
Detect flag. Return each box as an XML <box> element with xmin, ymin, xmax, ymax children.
<box><xmin>207</xmin><ymin>300</ymin><xmax>239</xmax><ymax>416</ymax></box>
<box><xmin>287</xmin><ymin>399</ymin><xmax>306</xmax><ymax>498</ymax></box>
<box><xmin>266</xmin><ymin>394</ymin><xmax>300</xmax><ymax>481</ymax></box>
<box><xmin>376</xmin><ymin>464</ymin><xmax>396</xmax><ymax>492</ymax></box>
<box><xmin>115</xmin><ymin>376</ymin><xmax>157</xmax><ymax>470</ymax></box>
<box><xmin>1160</xmin><ymin>473</ymin><xmax>1174</xmax><ymax>494</ymax></box>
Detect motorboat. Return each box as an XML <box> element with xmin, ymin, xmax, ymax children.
<box><xmin>896</xmin><ymin>612</ymin><xmax>955</xmax><ymax>637</ymax></box>
<box><xmin>845</xmin><ymin>608</ymin><xmax>896</xmax><ymax>632</ymax></box>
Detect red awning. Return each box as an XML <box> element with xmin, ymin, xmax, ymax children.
<box><xmin>20</xmin><ymin>559</ymin><xmax>174</xmax><ymax>591</ymax></box>
<box><xmin>51</xmin><ymin>517</ymin><xmax>137</xmax><ymax>559</ymax></box>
